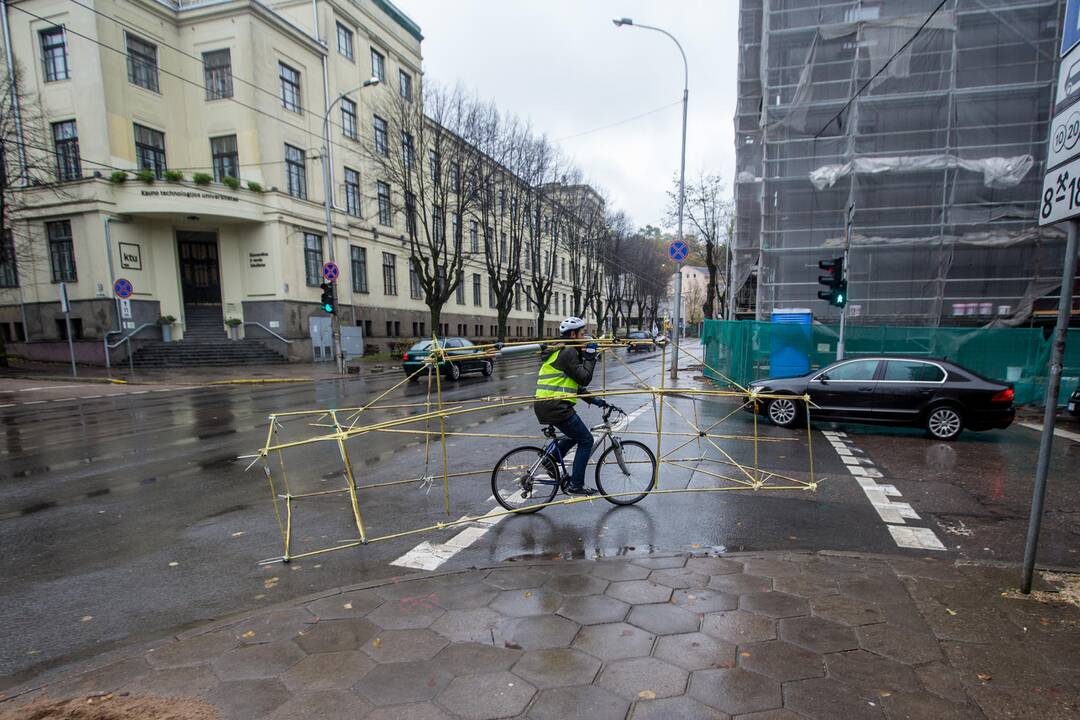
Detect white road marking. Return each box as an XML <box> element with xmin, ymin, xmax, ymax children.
<box><xmin>82</xmin><ymin>395</ymin><xmax>102</xmax><ymax>399</ymax></box>
<box><xmin>888</xmin><ymin>526</ymin><xmax>947</xmax><ymax>551</ymax></box>
<box><xmin>23</xmin><ymin>400</ymin><xmax>46</xmax><ymax>405</ymax></box>
<box><xmin>130</xmin><ymin>391</ymin><xmax>149</xmax><ymax>395</ymax></box>
<box><xmin>1018</xmin><ymin>421</ymin><xmax>1080</xmax><ymax>443</ymax></box>
<box><xmin>0</xmin><ymin>403</ymin><xmax>14</xmax><ymax>408</ymax></box>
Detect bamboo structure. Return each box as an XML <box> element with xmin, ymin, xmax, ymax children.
<box><xmin>245</xmin><ymin>338</ymin><xmax>817</xmax><ymax>564</ymax></box>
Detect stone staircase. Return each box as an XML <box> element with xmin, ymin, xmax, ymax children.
<box><xmin>130</xmin><ymin>305</ymin><xmax>288</xmax><ymax>367</ymax></box>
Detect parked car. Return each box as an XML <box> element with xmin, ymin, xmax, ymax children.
<box><xmin>402</xmin><ymin>338</ymin><xmax>493</xmax><ymax>381</ymax></box>
<box><xmin>1069</xmin><ymin>387</ymin><xmax>1080</xmax><ymax>417</ymax></box>
<box><xmin>626</xmin><ymin>330</ymin><xmax>654</xmax><ymax>353</ymax></box>
<box><xmin>746</xmin><ymin>356</ymin><xmax>1015</xmax><ymax>441</ymax></box>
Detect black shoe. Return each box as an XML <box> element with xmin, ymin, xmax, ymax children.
<box><xmin>566</xmin><ymin>485</ymin><xmax>599</xmax><ymax>496</ymax></box>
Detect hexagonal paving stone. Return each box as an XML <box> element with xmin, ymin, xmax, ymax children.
<box><xmin>590</xmin><ymin>561</ymin><xmax>652</xmax><ymax>582</ymax></box>
<box><xmin>881</xmin><ymin>691</ymin><xmax>985</xmax><ymax>720</ymax></box>
<box><xmin>654</xmin><ymin>632</ymin><xmax>736</xmax><ymax>671</ymax></box>
<box><xmin>489</xmin><ymin>588</ymin><xmax>565</xmax><ymax>617</ymax></box>
<box><xmin>737</xmin><ymin>640</ymin><xmax>824</xmax><ymax>682</ymax></box>
<box><xmin>839</xmin><ymin>575</ymin><xmax>910</xmax><ymax>604</ymax></box>
<box><xmin>484</xmin><ymin>567</ymin><xmax>551</xmax><ymax>590</ymax></box>
<box><xmin>304</xmin><ymin>589</ymin><xmax>384</xmax><ymax>620</ymax></box>
<box><xmin>279</xmin><ymin>650</ymin><xmax>375</xmax><ymax>691</ymax></box>
<box><xmin>826</xmin><ymin>649</ymin><xmax>921</xmax><ymax>695</ymax></box>
<box><xmin>430</xmin><ymin>583</ymin><xmax>499</xmax><ymax>611</ymax></box>
<box><xmin>672</xmin><ymin>588</ymin><xmax>737</xmax><ymax>614</ymax></box>
<box><xmin>204</xmin><ymin>678</ymin><xmax>291</xmax><ymax>720</ymax></box>
<box><xmin>436</xmin><ymin>670</ymin><xmax>536</xmax><ymax>719</ymax></box>
<box><xmin>742</xmin><ymin>558</ymin><xmax>804</xmax><ymax>579</ymax></box>
<box><xmin>495</xmin><ymin>615</ymin><xmax>581</xmax><ymax>651</ymax></box>
<box><xmin>606</xmin><ymin>579</ymin><xmax>673</xmax><ymax>605</ymax></box>
<box><xmin>361</xmin><ymin>629</ymin><xmax>448</xmax><ymax>663</ymax></box>
<box><xmin>735</xmin><ymin>708</ymin><xmax>805</xmax><ymax>720</ymax></box>
<box><xmin>365</xmin><ymin>704</ymin><xmax>455</xmax><ymax>720</ymax></box>
<box><xmin>784</xmin><ymin>677</ymin><xmax>884</xmax><ymax>720</ymax></box>
<box><xmin>366</xmin><ymin>595</ymin><xmax>445</xmax><ymax>629</ymax></box>
<box><xmin>631</xmin><ymin>696</ymin><xmax>731</xmax><ymax>719</ymax></box>
<box><xmin>212</xmin><ymin>641</ymin><xmax>306</xmax><ymax>681</ymax></box>
<box><xmin>597</xmin><ymin>657</ymin><xmax>689</xmax><ymax>701</ymax></box>
<box><xmin>700</xmin><ymin>611</ymin><xmax>776</xmax><ymax>644</ymax></box>
<box><xmin>429</xmin><ymin>608</ymin><xmax>505</xmax><ymax>644</ymax></box>
<box><xmin>145</xmin><ymin>631</ymin><xmax>239</xmax><ymax>669</ymax></box>
<box><xmin>353</xmin><ymin>660</ymin><xmax>453</xmax><ymax>706</ymax></box>
<box><xmin>293</xmin><ymin>618</ymin><xmax>379</xmax><ymax>654</ymax></box>
<box><xmin>265</xmin><ymin>688</ymin><xmax>371</xmax><ymax>720</ymax></box>
<box><xmin>511</xmin><ymin>648</ymin><xmax>601</xmax><ymax>688</ymax></box>
<box><xmin>857</xmin><ymin>623</ymin><xmax>942</xmax><ymax>665</ymax></box>
<box><xmin>46</xmin><ymin>657</ymin><xmax>151</xmax><ymax>699</ymax></box>
<box><xmin>557</xmin><ymin>594</ymin><xmax>630</xmax><ymax>625</ymax></box>
<box><xmin>708</xmin><ymin>573</ymin><xmax>772</xmax><ymax>594</ymax></box>
<box><xmin>631</xmin><ymin>555</ymin><xmax>688</xmax><ymax>570</ymax></box>
<box><xmin>527</xmin><ymin>684</ymin><xmax>629</xmax><ymax>720</ymax></box>
<box><xmin>688</xmin><ymin>667</ymin><xmax>782</xmax><ymax>716</ymax></box>
<box><xmin>778</xmin><ymin>616</ymin><xmax>858</xmax><ymax>654</ymax></box>
<box><xmin>544</xmin><ymin>573</ymin><xmax>609</xmax><ymax>596</ymax></box>
<box><xmin>229</xmin><ymin>607</ymin><xmax>315</xmax><ymax>646</ymax></box>
<box><xmin>433</xmin><ymin>642</ymin><xmax>522</xmax><ymax>675</ymax></box>
<box><xmin>649</xmin><ymin>568</ymin><xmax>711</xmax><ymax>590</ymax></box>
<box><xmin>121</xmin><ymin>665</ymin><xmax>220</xmax><ymax>698</ymax></box>
<box><xmin>573</xmin><ymin>622</ymin><xmax>656</xmax><ymax>661</ymax></box>
<box><xmin>685</xmin><ymin>556</ymin><xmax>743</xmax><ymax>576</ymax></box>
<box><xmin>739</xmin><ymin>592</ymin><xmax>810</xmax><ymax>619</ymax></box>
<box><xmin>772</xmin><ymin>574</ymin><xmax>840</xmax><ymax>598</ymax></box>
<box><xmin>627</xmin><ymin>603</ymin><xmax>701</xmax><ymax>635</ymax></box>
<box><xmin>810</xmin><ymin>594</ymin><xmax>885</xmax><ymax>627</ymax></box>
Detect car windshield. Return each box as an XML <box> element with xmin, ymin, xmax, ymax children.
<box><xmin>409</xmin><ymin>341</ymin><xmax>434</xmax><ymax>352</ymax></box>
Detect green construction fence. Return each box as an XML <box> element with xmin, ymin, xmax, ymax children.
<box><xmin>700</xmin><ymin>320</ymin><xmax>1080</xmax><ymax>406</ymax></box>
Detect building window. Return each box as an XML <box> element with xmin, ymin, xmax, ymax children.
<box><xmin>382</xmin><ymin>252</ymin><xmax>397</xmax><ymax>295</ymax></box>
<box><xmin>451</xmin><ymin>161</ymin><xmax>461</xmax><ymax>193</ymax></box>
<box><xmin>303</xmin><ymin>233</ymin><xmax>323</xmax><ymax>286</ymax></box>
<box><xmin>562</xmin><ymin>257</ymin><xmax>566</xmax><ymax>279</ymax></box>
<box><xmin>0</xmin><ymin>231</ymin><xmax>17</xmax><ymax>288</ymax></box>
<box><xmin>373</xmin><ymin>115</ymin><xmax>388</xmax><ymax>156</ymax></box>
<box><xmin>399</xmin><ymin>70</ymin><xmax>412</xmax><ymax>101</ymax></box>
<box><xmin>126</xmin><ymin>33</ymin><xmax>159</xmax><ymax>91</ymax></box>
<box><xmin>472</xmin><ymin>273</ymin><xmax>483</xmax><ymax>306</ymax></box>
<box><xmin>47</xmin><ymin>220</ymin><xmax>76</xmax><ymax>282</ymax></box>
<box><xmin>279</xmin><ymin>62</ymin><xmax>302</xmax><ymax>113</ymax></box>
<box><xmin>489</xmin><ymin>284</ymin><xmax>496</xmax><ymax>308</ymax></box>
<box><xmin>451</xmin><ymin>213</ymin><xmax>460</xmax><ymax>253</ymax></box>
<box><xmin>351</xmin><ymin>245</ymin><xmax>368</xmax><ymax>293</ymax></box>
<box><xmin>336</xmin><ymin>23</ymin><xmax>354</xmax><ymax>60</ymax></box>
<box><xmin>377</xmin><ymin>181</ymin><xmax>391</xmax><ymax>225</ymax></box>
<box><xmin>362</xmin><ymin>319</ymin><xmax>372</xmax><ymax>338</ymax></box>
<box><xmin>401</xmin><ymin>131</ymin><xmax>414</xmax><ymax>169</ymax></box>
<box><xmin>409</xmin><ymin>263</ymin><xmax>422</xmax><ymax>299</ymax></box>
<box><xmin>405</xmin><ymin>191</ymin><xmax>417</xmax><ymax>237</ymax></box>
<box><xmin>344</xmin><ymin>167</ymin><xmax>361</xmax><ymax>217</ymax></box>
<box><xmin>40</xmin><ymin>26</ymin><xmax>68</xmax><ymax>82</ymax></box>
<box><xmin>433</xmin><ymin>206</ymin><xmax>445</xmax><ymax>245</ymax></box>
<box><xmin>515</xmin><ymin>285</ymin><xmax>521</xmax><ymax>311</ymax></box>
<box><xmin>456</xmin><ymin>270</ymin><xmax>465</xmax><ymax>304</ymax></box>
<box><xmin>341</xmin><ymin>97</ymin><xmax>358</xmax><ymax>139</ymax></box>
<box><xmin>210</xmin><ymin>135</ymin><xmax>238</xmax><ymax>182</ymax></box>
<box><xmin>56</xmin><ymin>318</ymin><xmax>83</xmax><ymax>340</ymax></box>
<box><xmin>428</xmin><ymin>150</ymin><xmax>440</xmax><ymax>182</ymax></box>
<box><xmin>470</xmin><ymin>221</ymin><xmax>479</xmax><ymax>253</ymax></box>
<box><xmin>370</xmin><ymin>47</ymin><xmax>385</xmax><ymax>82</ymax></box>
<box><xmin>500</xmin><ymin>233</ymin><xmax>507</xmax><ymax>264</ymax></box>
<box><xmin>203</xmin><ymin>49</ymin><xmax>233</xmax><ymax>99</ymax></box>
<box><xmin>52</xmin><ymin>120</ymin><xmax>80</xmax><ymax>181</ymax></box>
<box><xmin>285</xmin><ymin>144</ymin><xmax>306</xmax><ymax>199</ymax></box>
<box><xmin>134</xmin><ymin>124</ymin><xmax>166</xmax><ymax>178</ymax></box>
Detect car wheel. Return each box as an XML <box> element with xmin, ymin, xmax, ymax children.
<box><xmin>481</xmin><ymin>360</ymin><xmax>493</xmax><ymax>377</ymax></box>
<box><xmin>446</xmin><ymin>362</ymin><xmax>461</xmax><ymax>381</ymax></box>
<box><xmin>926</xmin><ymin>405</ymin><xmax>963</xmax><ymax>440</ymax></box>
<box><xmin>766</xmin><ymin>396</ymin><xmax>801</xmax><ymax>428</ymax></box>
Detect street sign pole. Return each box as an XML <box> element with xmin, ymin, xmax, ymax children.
<box><xmin>836</xmin><ymin>205</ymin><xmax>854</xmax><ymax>361</ymax></box>
<box><xmin>1021</xmin><ymin>219</ymin><xmax>1078</xmax><ymax>594</ymax></box>
<box><xmin>60</xmin><ymin>282</ymin><xmax>77</xmax><ymax>378</ymax></box>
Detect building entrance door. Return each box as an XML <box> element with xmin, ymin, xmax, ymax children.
<box><xmin>178</xmin><ymin>232</ymin><xmax>221</xmax><ymax>306</ymax></box>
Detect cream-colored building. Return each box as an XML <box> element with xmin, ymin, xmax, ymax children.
<box><xmin>0</xmin><ymin>0</ymin><xmax>586</xmax><ymax>364</ymax></box>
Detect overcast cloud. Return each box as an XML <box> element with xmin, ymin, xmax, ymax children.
<box><xmin>392</xmin><ymin>0</ymin><xmax>739</xmax><ymax>230</ymax></box>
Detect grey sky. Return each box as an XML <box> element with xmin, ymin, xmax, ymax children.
<box><xmin>392</xmin><ymin>0</ymin><xmax>739</xmax><ymax>230</ymax></box>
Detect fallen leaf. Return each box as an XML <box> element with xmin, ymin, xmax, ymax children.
<box><xmin>524</xmin><ymin>591</ymin><xmax>532</xmax><ymax>598</ymax></box>
<box><xmin>740</xmin><ymin>651</ymin><xmax>751</xmax><ymax>657</ymax></box>
<box><xmin>254</xmin><ymin>594</ymin><xmax>265</xmax><ymax>600</ymax></box>
<box><xmin>945</xmin><ymin>608</ymin><xmax>957</xmax><ymax>616</ymax></box>
<box><xmin>240</xmin><ymin>630</ymin><xmax>256</xmax><ymax>639</ymax></box>
<box><xmin>879</xmin><ymin>691</ymin><xmax>892</xmax><ymax>698</ymax></box>
<box><xmin>264</xmin><ymin>577</ymin><xmax>279</xmax><ymax>589</ymax></box>
<box><xmin>691</xmin><ymin>543</ymin><xmax>701</xmax><ymax>549</ymax></box>
<box><xmin>788</xmin><ymin>535</ymin><xmax>798</xmax><ymax>540</ymax></box>
<box><xmin>168</xmin><ymin>562</ymin><xmax>179</xmax><ymax>567</ymax></box>
<box><xmin>638</xmin><ymin>690</ymin><xmax>657</xmax><ymax>700</ymax></box>
<box><xmin>343</xmin><ymin>602</ymin><xmax>353</xmax><ymax>610</ymax></box>
<box><xmin>978</xmin><ymin>674</ymin><xmax>992</xmax><ymax>682</ymax></box>
<box><xmin>231</xmin><ymin>531</ymin><xmax>245</xmax><ymax>538</ymax></box>
<box><xmin>372</xmin><ymin>638</ymin><xmax>382</xmax><ymax>648</ymax></box>
<box><xmin>80</xmin><ymin>616</ymin><xmax>93</xmax><ymax>623</ymax></box>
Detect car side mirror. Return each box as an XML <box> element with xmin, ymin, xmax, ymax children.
<box><xmin>818</xmin><ymin>374</ymin><xmax>829</xmax><ymax>384</ymax></box>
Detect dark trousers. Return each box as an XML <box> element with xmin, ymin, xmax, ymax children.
<box><xmin>555</xmin><ymin>412</ymin><xmax>594</xmax><ymax>489</ymax></box>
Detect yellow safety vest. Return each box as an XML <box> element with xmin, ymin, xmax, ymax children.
<box><xmin>535</xmin><ymin>350</ymin><xmax>579</xmax><ymax>403</ymax></box>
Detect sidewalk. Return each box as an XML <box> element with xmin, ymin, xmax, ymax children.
<box><xmin>1</xmin><ymin>551</ymin><xmax>1077</xmax><ymax>720</ymax></box>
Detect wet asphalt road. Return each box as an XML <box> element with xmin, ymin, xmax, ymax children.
<box><xmin>1</xmin><ymin>347</ymin><xmax>1076</xmax><ymax>686</ymax></box>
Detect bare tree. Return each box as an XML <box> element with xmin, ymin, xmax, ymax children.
<box><xmin>668</xmin><ymin>172</ymin><xmax>730</xmax><ymax>320</ymax></box>
<box><xmin>563</xmin><ymin>183</ymin><xmax>605</xmax><ymax>320</ymax></box>
<box><xmin>521</xmin><ymin>147</ymin><xmax>573</xmax><ymax>337</ymax></box>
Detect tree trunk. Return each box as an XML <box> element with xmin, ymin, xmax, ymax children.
<box><xmin>428</xmin><ymin>304</ymin><xmax>442</xmax><ymax>339</ymax></box>
<box><xmin>535</xmin><ymin>308</ymin><xmax>546</xmax><ymax>339</ymax></box>
<box><xmin>704</xmin><ymin>242</ymin><xmax>718</xmax><ymax>320</ymax></box>
<box><xmin>497</xmin><ymin>307</ymin><xmax>510</xmax><ymax>343</ymax></box>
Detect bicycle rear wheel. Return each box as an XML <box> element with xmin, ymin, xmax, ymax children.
<box><xmin>491</xmin><ymin>446</ymin><xmax>560</xmax><ymax>514</ymax></box>
<box><xmin>595</xmin><ymin>440</ymin><xmax>657</xmax><ymax>506</ymax></box>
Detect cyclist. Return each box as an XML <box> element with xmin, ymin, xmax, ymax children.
<box><xmin>534</xmin><ymin>316</ymin><xmax>610</xmax><ymax>496</ymax></box>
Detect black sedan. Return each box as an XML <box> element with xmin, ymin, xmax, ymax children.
<box><xmin>626</xmin><ymin>330</ymin><xmax>655</xmax><ymax>353</ymax></box>
<box><xmin>402</xmin><ymin>338</ymin><xmax>493</xmax><ymax>381</ymax></box>
<box><xmin>1069</xmin><ymin>387</ymin><xmax>1080</xmax><ymax>417</ymax></box>
<box><xmin>746</xmin><ymin>356</ymin><xmax>1015</xmax><ymax>440</ymax></box>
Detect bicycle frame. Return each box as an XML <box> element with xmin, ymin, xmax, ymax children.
<box><xmin>525</xmin><ymin>415</ymin><xmax>632</xmax><ymax>486</ymax></box>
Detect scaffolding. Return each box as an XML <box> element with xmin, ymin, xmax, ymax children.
<box><xmin>735</xmin><ymin>0</ymin><xmax>1074</xmax><ymax>327</ymax></box>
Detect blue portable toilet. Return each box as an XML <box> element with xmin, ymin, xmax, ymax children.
<box><xmin>770</xmin><ymin>308</ymin><xmax>812</xmax><ymax>378</ymax></box>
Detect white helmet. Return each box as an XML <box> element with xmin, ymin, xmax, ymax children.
<box><xmin>559</xmin><ymin>316</ymin><xmax>586</xmax><ymax>335</ymax></box>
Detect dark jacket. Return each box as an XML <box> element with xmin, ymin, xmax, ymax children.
<box><xmin>533</xmin><ymin>344</ymin><xmax>599</xmax><ymax>425</ymax></box>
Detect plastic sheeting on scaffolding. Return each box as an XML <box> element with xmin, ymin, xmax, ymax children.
<box><xmin>809</xmin><ymin>154</ymin><xmax>1034</xmax><ymax>191</ymax></box>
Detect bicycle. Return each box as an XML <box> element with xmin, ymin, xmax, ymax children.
<box><xmin>491</xmin><ymin>405</ymin><xmax>657</xmax><ymax>513</ymax></box>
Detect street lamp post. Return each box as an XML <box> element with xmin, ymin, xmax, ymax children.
<box><xmin>613</xmin><ymin>17</ymin><xmax>688</xmax><ymax>381</ymax></box>
<box><xmin>321</xmin><ymin>76</ymin><xmax>379</xmax><ymax>374</ymax></box>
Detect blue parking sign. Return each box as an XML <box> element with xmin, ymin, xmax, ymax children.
<box><xmin>1064</xmin><ymin>0</ymin><xmax>1080</xmax><ymax>56</ymax></box>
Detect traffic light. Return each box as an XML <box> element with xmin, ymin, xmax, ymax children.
<box><xmin>818</xmin><ymin>257</ymin><xmax>847</xmax><ymax>308</ymax></box>
<box><xmin>320</xmin><ymin>282</ymin><xmax>337</xmax><ymax>314</ymax></box>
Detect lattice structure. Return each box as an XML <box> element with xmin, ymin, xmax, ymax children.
<box><xmin>244</xmin><ymin>340</ymin><xmax>818</xmax><ymax>564</ymax></box>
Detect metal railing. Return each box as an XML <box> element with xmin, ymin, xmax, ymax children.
<box><xmin>104</xmin><ymin>322</ymin><xmax>156</xmax><ymax>374</ymax></box>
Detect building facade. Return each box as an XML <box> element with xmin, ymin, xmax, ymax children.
<box><xmin>0</xmin><ymin>0</ymin><xmax>587</xmax><ymax>364</ymax></box>
<box><xmin>734</xmin><ymin>0</ymin><xmax>1078</xmax><ymax>328</ymax></box>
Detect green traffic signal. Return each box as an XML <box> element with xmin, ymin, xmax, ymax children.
<box><xmin>818</xmin><ymin>258</ymin><xmax>847</xmax><ymax>308</ymax></box>
<box><xmin>319</xmin><ymin>282</ymin><xmax>336</xmax><ymax>315</ymax></box>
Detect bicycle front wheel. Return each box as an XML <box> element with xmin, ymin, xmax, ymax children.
<box><xmin>595</xmin><ymin>440</ymin><xmax>657</xmax><ymax>506</ymax></box>
<box><xmin>491</xmin><ymin>446</ymin><xmax>560</xmax><ymax>514</ymax></box>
